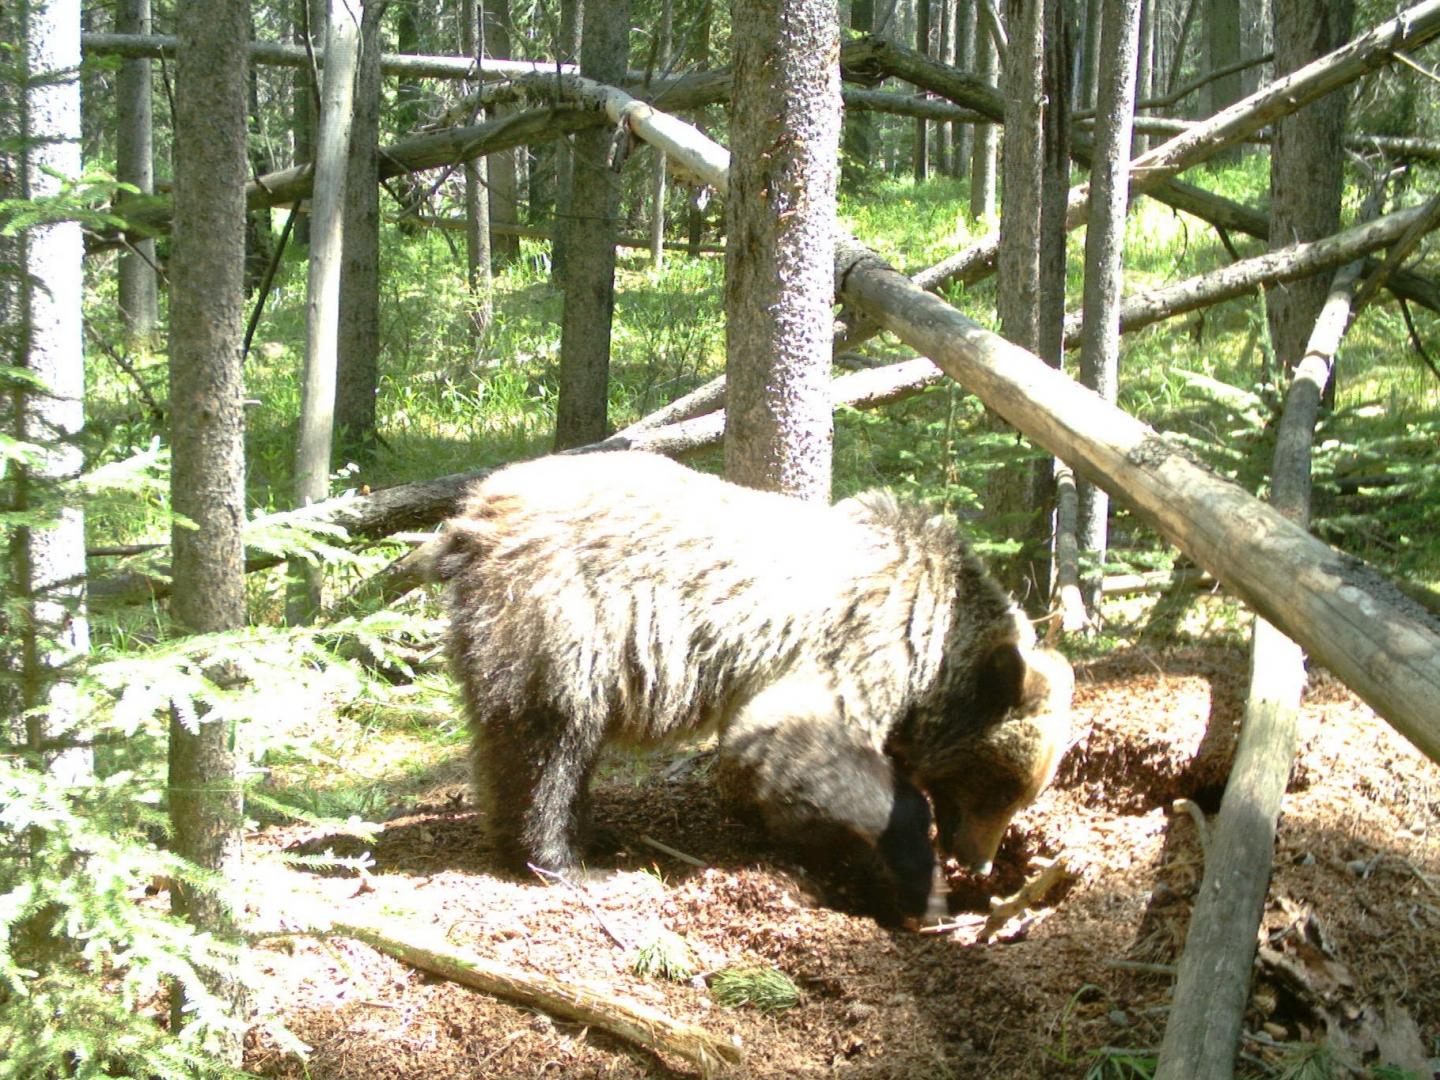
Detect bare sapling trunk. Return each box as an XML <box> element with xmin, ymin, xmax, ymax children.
<box><xmin>289</xmin><ymin>0</ymin><xmax>360</xmax><ymax>622</ymax></box>
<box><xmin>1155</xmin><ymin>239</ymin><xmax>1372</xmax><ymax>1080</ymax></box>
<box><xmin>1071</xmin><ymin>0</ymin><xmax>1143</xmax><ymax>629</ymax></box>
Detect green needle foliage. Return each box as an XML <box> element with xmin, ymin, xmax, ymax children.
<box><xmin>630</xmin><ymin>928</ymin><xmax>697</xmax><ymax>982</ymax></box>
<box><xmin>708</xmin><ymin>965</ymin><xmax>800</xmax><ymax>1013</ymax></box>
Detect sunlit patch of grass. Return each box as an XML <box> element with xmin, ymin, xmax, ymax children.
<box><xmin>631</xmin><ymin>929</ymin><xmax>697</xmax><ymax>982</ymax></box>
<box><xmin>709</xmin><ymin>965</ymin><xmax>800</xmax><ymax>1012</ymax></box>
<box><xmin>256</xmin><ymin>671</ymin><xmax>468</xmax><ymax>821</ymax></box>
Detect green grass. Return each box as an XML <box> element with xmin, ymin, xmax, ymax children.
<box><xmin>71</xmin><ymin>163</ymin><xmax>1440</xmax><ymax>832</ymax></box>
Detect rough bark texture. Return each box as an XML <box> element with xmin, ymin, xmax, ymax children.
<box><xmin>993</xmin><ymin>0</ymin><xmax>1068</xmax><ymax>608</ymax></box>
<box><xmin>1267</xmin><ymin>0</ymin><xmax>1353</xmax><ymax>388</ymax></box>
<box><xmin>552</xmin><ymin>0</ymin><xmax>628</xmax><ymax>450</ymax></box>
<box><xmin>334</xmin><ymin>0</ymin><xmax>384</xmax><ymax>466</ymax></box>
<box><xmin>724</xmin><ymin>0</ymin><xmax>840</xmax><ymax>500</ymax></box>
<box><xmin>5</xmin><ymin>0</ymin><xmax>92</xmax><ymax>783</ymax></box>
<box><xmin>167</xmin><ymin>0</ymin><xmax>252</xmax><ymax>1058</ymax></box>
<box><xmin>114</xmin><ymin>0</ymin><xmax>157</xmax><ymax>346</ymax></box>
<box><xmin>1074</xmin><ymin>0</ymin><xmax>1143</xmax><ymax>622</ymax></box>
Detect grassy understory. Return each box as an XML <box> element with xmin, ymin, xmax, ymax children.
<box><xmin>75</xmin><ymin>166</ymin><xmax>1440</xmax><ymax>813</ymax></box>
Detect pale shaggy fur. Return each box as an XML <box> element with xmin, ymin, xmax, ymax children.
<box><xmin>433</xmin><ymin>452</ymin><xmax>1071</xmax><ymax>917</ymax></box>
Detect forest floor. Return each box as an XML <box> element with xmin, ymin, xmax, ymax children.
<box><xmin>237</xmin><ymin>646</ymin><xmax>1439</xmax><ymax>1079</ymax></box>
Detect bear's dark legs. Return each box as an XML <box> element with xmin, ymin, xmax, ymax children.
<box><xmin>719</xmin><ymin>676</ymin><xmax>936</xmax><ymax>920</ymax></box>
<box><xmin>472</xmin><ymin>703</ymin><xmax>607</xmax><ymax>872</ymax></box>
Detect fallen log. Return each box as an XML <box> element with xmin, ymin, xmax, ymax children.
<box><xmin>1155</xmin><ymin>232</ymin><xmax>1373</xmax><ymax>1080</ymax></box>
<box><xmin>1124</xmin><ymin>115</ymin><xmax>1440</xmax><ymax>164</ymax></box>
<box><xmin>418</xmin><ymin>72</ymin><xmax>1440</xmax><ymax>766</ymax></box>
<box><xmin>334</xmin><ymin>922</ymin><xmax>740</xmax><ymax>1077</ymax></box>
<box><xmin>856</xmin><ymin>3</ymin><xmax>1440</xmax><ymax>314</ymax></box>
<box><xmin>91</xmin><ymin>357</ymin><xmax>945</xmax><ymax>608</ymax></box>
<box><xmin>835</xmin><ymin>235</ymin><xmax>1440</xmax><ymax>766</ymax></box>
<box><xmin>1060</xmin><ymin>199</ymin><xmax>1440</xmax><ymax>346</ymax></box>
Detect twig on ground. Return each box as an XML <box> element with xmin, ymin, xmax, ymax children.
<box><xmin>333</xmin><ymin>921</ymin><xmax>741</xmax><ymax>1077</ymax></box>
<box><xmin>529</xmin><ymin>863</ymin><xmax>633</xmax><ymax>949</ymax></box>
<box><xmin>980</xmin><ymin>855</ymin><xmax>1076</xmax><ymax>942</ymax></box>
<box><xmin>1169</xmin><ymin>798</ymin><xmax>1211</xmax><ymax>859</ymax></box>
<box><xmin>639</xmin><ymin>834</ymin><xmax>706</xmax><ymax>868</ymax></box>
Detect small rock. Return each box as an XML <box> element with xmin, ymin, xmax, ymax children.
<box><xmin>1108</xmin><ymin>1009</ymin><xmax>1130</xmax><ymax>1027</ymax></box>
<box><xmin>1292</xmin><ymin>852</ymin><xmax>1316</xmax><ymax>866</ymax></box>
<box><xmin>846</xmin><ymin>1002</ymin><xmax>877</xmax><ymax>1023</ymax></box>
<box><xmin>1346</xmin><ymin>859</ymin><xmax>1369</xmax><ymax>877</ymax></box>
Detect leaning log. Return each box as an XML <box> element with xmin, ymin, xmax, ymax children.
<box><xmin>1060</xmin><ymin>199</ymin><xmax>1440</xmax><ymax>346</ymax></box>
<box><xmin>1155</xmin><ymin>245</ymin><xmax>1372</xmax><ymax>1080</ymax></box>
<box><xmin>866</xmin><ymin>2</ymin><xmax>1440</xmax><ymax>306</ymax></box>
<box><xmin>834</xmin><ymin>238</ymin><xmax>1440</xmax><ymax>765</ymax></box>
<box><xmin>442</xmin><ymin>74</ymin><xmax>1440</xmax><ymax>763</ymax></box>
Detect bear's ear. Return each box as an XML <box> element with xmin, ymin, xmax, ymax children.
<box><xmin>974</xmin><ymin>641</ymin><xmax>1027</xmax><ymax>721</ymax></box>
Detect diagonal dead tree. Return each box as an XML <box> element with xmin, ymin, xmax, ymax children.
<box><xmin>1154</xmin><ymin>214</ymin><xmax>1378</xmax><ymax>1080</ymax></box>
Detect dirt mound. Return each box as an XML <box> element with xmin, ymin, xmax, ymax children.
<box><xmin>244</xmin><ymin>647</ymin><xmax>1440</xmax><ymax>1079</ymax></box>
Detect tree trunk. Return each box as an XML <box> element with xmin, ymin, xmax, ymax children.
<box><xmin>168</xmin><ymin>0</ymin><xmax>252</xmax><ymax>1059</ymax></box>
<box><xmin>291</xmin><ymin>0</ymin><xmax>360</xmax><ymax>620</ymax></box>
<box><xmin>914</xmin><ymin>0</ymin><xmax>931</xmax><ymax>180</ymax></box>
<box><xmin>648</xmin><ymin>0</ymin><xmax>672</xmax><ymax>270</ymax></box>
<box><xmin>552</xmin><ymin>0</ymin><xmax>628</xmax><ymax>450</ymax></box>
<box><xmin>724</xmin><ymin>0</ymin><xmax>840</xmax><ymax>500</ymax></box>
<box><xmin>549</xmin><ymin>0</ymin><xmax>582</xmax><ymax>278</ymax></box>
<box><xmin>993</xmin><ymin>0</ymin><xmax>1067</xmax><ymax>609</ymax></box>
<box><xmin>953</xmin><ymin>0</ymin><xmax>974</xmax><ymax>171</ymax></box>
<box><xmin>1074</xmin><ymin>0</ymin><xmax>1143</xmax><ymax>625</ymax></box>
<box><xmin>115</xmin><ymin>0</ymin><xmax>157</xmax><ymax>348</ymax></box>
<box><xmin>969</xmin><ymin>0</ymin><xmax>999</xmax><ymax>219</ymax></box>
<box><xmin>484</xmin><ymin>0</ymin><xmax>521</xmax><ymax>264</ymax></box>
<box><xmin>462</xmin><ymin>0</ymin><xmax>493</xmax><ymax>335</ymax></box>
<box><xmin>1268</xmin><ymin>0</ymin><xmax>1352</xmax><ymax>397</ymax></box>
<box><xmin>1154</xmin><ymin>250</ymin><xmax>1368</xmax><ymax>1080</ymax></box>
<box><xmin>335</xmin><ymin>0</ymin><xmax>384</xmax><ymax>467</ymax></box>
<box><xmin>1076</xmin><ymin>0</ymin><xmax>1100</xmax><ymax>107</ymax></box>
<box><xmin>290</xmin><ymin>0</ymin><xmax>324</xmax><ymax>245</ymax></box>
<box><xmin>4</xmin><ymin>0</ymin><xmax>92</xmax><ymax>785</ymax></box>
<box><xmin>1208</xmin><ymin>0</ymin><xmax>1243</xmax><ymax>120</ymax></box>
<box><xmin>843</xmin><ymin>0</ymin><xmax>876</xmax><ymax>187</ymax></box>
<box><xmin>1134</xmin><ymin>0</ymin><xmax>1155</xmax><ymax>151</ymax></box>
<box><xmin>244</xmin><ymin>6</ymin><xmax>275</xmax><ymax>295</ymax></box>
